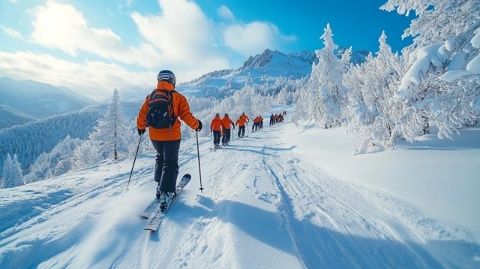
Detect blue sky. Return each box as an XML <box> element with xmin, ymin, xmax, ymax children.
<box><xmin>0</xmin><ymin>0</ymin><xmax>412</xmax><ymax>100</ymax></box>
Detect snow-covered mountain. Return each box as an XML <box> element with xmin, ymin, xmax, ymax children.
<box><xmin>0</xmin><ymin>77</ymin><xmax>94</xmax><ymax>128</ymax></box>
<box><xmin>177</xmin><ymin>49</ymin><xmax>368</xmax><ymax>98</ymax></box>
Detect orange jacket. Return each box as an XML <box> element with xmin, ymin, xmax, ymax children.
<box><xmin>137</xmin><ymin>81</ymin><xmax>199</xmax><ymax>141</ymax></box>
<box><xmin>236</xmin><ymin>114</ymin><xmax>249</xmax><ymax>126</ymax></box>
<box><xmin>221</xmin><ymin>116</ymin><xmax>234</xmax><ymax>130</ymax></box>
<box><xmin>211</xmin><ymin>116</ymin><xmax>223</xmax><ymax>132</ymax></box>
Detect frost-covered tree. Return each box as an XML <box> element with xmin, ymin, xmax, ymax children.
<box><xmin>381</xmin><ymin>0</ymin><xmax>480</xmax><ymax>141</ymax></box>
<box><xmin>24</xmin><ymin>136</ymin><xmax>81</xmax><ymax>183</ymax></box>
<box><xmin>0</xmin><ymin>106</ymin><xmax>103</xmax><ymax>171</ymax></box>
<box><xmin>344</xmin><ymin>32</ymin><xmax>405</xmax><ymax>153</ymax></box>
<box><xmin>296</xmin><ymin>24</ymin><xmax>348</xmax><ymax>128</ymax></box>
<box><xmin>73</xmin><ymin>90</ymin><xmax>133</xmax><ymax>167</ymax></box>
<box><xmin>1</xmin><ymin>153</ymin><xmax>23</xmax><ymax>188</ymax></box>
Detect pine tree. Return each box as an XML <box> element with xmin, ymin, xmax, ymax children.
<box><xmin>296</xmin><ymin>23</ymin><xmax>348</xmax><ymax>128</ymax></box>
<box><xmin>88</xmin><ymin>89</ymin><xmax>132</xmax><ymax>161</ymax></box>
<box><xmin>343</xmin><ymin>31</ymin><xmax>405</xmax><ymax>153</ymax></box>
<box><xmin>1</xmin><ymin>153</ymin><xmax>24</xmax><ymax>188</ymax></box>
<box><xmin>72</xmin><ymin>90</ymin><xmax>133</xmax><ymax>168</ymax></box>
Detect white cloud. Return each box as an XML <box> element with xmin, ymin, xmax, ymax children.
<box><xmin>0</xmin><ymin>0</ymin><xmax>297</xmax><ymax>100</ymax></box>
<box><xmin>1</xmin><ymin>26</ymin><xmax>23</xmax><ymax>39</ymax></box>
<box><xmin>31</xmin><ymin>0</ymin><xmax>162</xmax><ymax>68</ymax></box>
<box><xmin>222</xmin><ymin>21</ymin><xmax>296</xmax><ymax>56</ymax></box>
<box><xmin>131</xmin><ymin>0</ymin><xmax>230</xmax><ymax>80</ymax></box>
<box><xmin>8</xmin><ymin>0</ymin><xmax>17</xmax><ymax>4</ymax></box>
<box><xmin>217</xmin><ymin>5</ymin><xmax>235</xmax><ymax>22</ymax></box>
<box><xmin>0</xmin><ymin>51</ymin><xmax>152</xmax><ymax>100</ymax></box>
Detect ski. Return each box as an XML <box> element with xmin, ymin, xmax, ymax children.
<box><xmin>139</xmin><ymin>199</ymin><xmax>160</xmax><ymax>219</ymax></box>
<box><xmin>144</xmin><ymin>174</ymin><xmax>191</xmax><ymax>231</ymax></box>
<box><xmin>209</xmin><ymin>145</ymin><xmax>222</xmax><ymax>151</ymax></box>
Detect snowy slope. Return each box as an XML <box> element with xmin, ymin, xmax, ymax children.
<box><xmin>282</xmin><ymin>123</ymin><xmax>480</xmax><ymax>241</ymax></box>
<box><xmin>0</xmin><ymin>116</ymin><xmax>478</xmax><ymax>268</ymax></box>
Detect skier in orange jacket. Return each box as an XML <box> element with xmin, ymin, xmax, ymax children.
<box><xmin>236</xmin><ymin>113</ymin><xmax>249</xmax><ymax>138</ymax></box>
<box><xmin>137</xmin><ymin>70</ymin><xmax>202</xmax><ymax>208</ymax></box>
<box><xmin>210</xmin><ymin>113</ymin><xmax>223</xmax><ymax>149</ymax></box>
<box><xmin>252</xmin><ymin>116</ymin><xmax>260</xmax><ymax>132</ymax></box>
<box><xmin>221</xmin><ymin>113</ymin><xmax>235</xmax><ymax>146</ymax></box>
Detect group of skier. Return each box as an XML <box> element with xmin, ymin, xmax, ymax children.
<box><xmin>210</xmin><ymin>113</ymin><xmax>236</xmax><ymax>148</ymax></box>
<box><xmin>209</xmin><ymin>112</ymin><xmax>256</xmax><ymax>149</ymax></box>
<box><xmin>269</xmin><ymin>112</ymin><xmax>285</xmax><ymax>126</ymax></box>
<box><xmin>135</xmin><ymin>69</ymin><xmax>287</xmax><ymax>212</ymax></box>
<box><xmin>251</xmin><ymin>115</ymin><xmax>264</xmax><ymax>132</ymax></box>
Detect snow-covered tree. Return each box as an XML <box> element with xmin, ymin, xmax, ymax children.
<box><xmin>381</xmin><ymin>0</ymin><xmax>480</xmax><ymax>141</ymax></box>
<box><xmin>0</xmin><ymin>106</ymin><xmax>103</xmax><ymax>172</ymax></box>
<box><xmin>343</xmin><ymin>32</ymin><xmax>405</xmax><ymax>153</ymax></box>
<box><xmin>24</xmin><ymin>136</ymin><xmax>81</xmax><ymax>183</ymax></box>
<box><xmin>72</xmin><ymin>90</ymin><xmax>133</xmax><ymax>168</ymax></box>
<box><xmin>296</xmin><ymin>24</ymin><xmax>349</xmax><ymax>128</ymax></box>
<box><xmin>1</xmin><ymin>153</ymin><xmax>24</xmax><ymax>188</ymax></box>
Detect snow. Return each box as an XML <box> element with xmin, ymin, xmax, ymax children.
<box><xmin>466</xmin><ymin>54</ymin><xmax>480</xmax><ymax>75</ymax></box>
<box><xmin>282</xmin><ymin>124</ymin><xmax>480</xmax><ymax>241</ymax></box>
<box><xmin>439</xmin><ymin>70</ymin><xmax>471</xmax><ymax>82</ymax></box>
<box><xmin>447</xmin><ymin>52</ymin><xmax>467</xmax><ymax>70</ymax></box>
<box><xmin>398</xmin><ymin>44</ymin><xmax>447</xmax><ymax>97</ymax></box>
<box><xmin>472</xmin><ymin>29</ymin><xmax>480</xmax><ymax>49</ymax></box>
<box><xmin>0</xmin><ymin>114</ymin><xmax>479</xmax><ymax>268</ymax></box>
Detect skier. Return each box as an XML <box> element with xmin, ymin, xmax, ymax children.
<box><xmin>259</xmin><ymin>115</ymin><xmax>264</xmax><ymax>129</ymax></box>
<box><xmin>210</xmin><ymin>113</ymin><xmax>223</xmax><ymax>149</ymax></box>
<box><xmin>270</xmin><ymin>114</ymin><xmax>274</xmax><ymax>126</ymax></box>
<box><xmin>252</xmin><ymin>116</ymin><xmax>261</xmax><ymax>132</ymax></box>
<box><xmin>136</xmin><ymin>70</ymin><xmax>202</xmax><ymax>210</ymax></box>
<box><xmin>221</xmin><ymin>113</ymin><xmax>235</xmax><ymax>146</ymax></box>
<box><xmin>236</xmin><ymin>112</ymin><xmax>249</xmax><ymax>138</ymax></box>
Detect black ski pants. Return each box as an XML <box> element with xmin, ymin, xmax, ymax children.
<box><xmin>152</xmin><ymin>140</ymin><xmax>180</xmax><ymax>193</ymax></box>
<box><xmin>222</xmin><ymin>129</ymin><xmax>231</xmax><ymax>144</ymax></box>
<box><xmin>213</xmin><ymin>130</ymin><xmax>221</xmax><ymax>145</ymax></box>
<box><xmin>238</xmin><ymin>125</ymin><xmax>245</xmax><ymax>137</ymax></box>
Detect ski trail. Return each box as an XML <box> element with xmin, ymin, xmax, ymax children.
<box><xmin>258</xmin><ymin>124</ymin><xmax>479</xmax><ymax>269</ymax></box>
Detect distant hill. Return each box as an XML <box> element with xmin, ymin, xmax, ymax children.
<box><xmin>0</xmin><ymin>100</ymin><xmax>139</xmax><ymax>172</ymax></box>
<box><xmin>0</xmin><ymin>105</ymin><xmax>35</xmax><ymax>129</ymax></box>
<box><xmin>0</xmin><ymin>77</ymin><xmax>94</xmax><ymax>128</ymax></box>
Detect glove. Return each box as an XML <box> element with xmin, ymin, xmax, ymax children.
<box><xmin>137</xmin><ymin>128</ymin><xmax>145</xmax><ymax>136</ymax></box>
<box><xmin>196</xmin><ymin>120</ymin><xmax>203</xmax><ymax>132</ymax></box>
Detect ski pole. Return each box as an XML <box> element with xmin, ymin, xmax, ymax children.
<box><xmin>126</xmin><ymin>133</ymin><xmax>143</xmax><ymax>191</ymax></box>
<box><xmin>195</xmin><ymin>131</ymin><xmax>204</xmax><ymax>193</ymax></box>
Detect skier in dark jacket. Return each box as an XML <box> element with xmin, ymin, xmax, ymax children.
<box><xmin>137</xmin><ymin>70</ymin><xmax>202</xmax><ymax>209</ymax></box>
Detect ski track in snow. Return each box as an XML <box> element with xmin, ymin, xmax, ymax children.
<box><xmin>0</xmin><ymin>120</ymin><xmax>479</xmax><ymax>269</ymax></box>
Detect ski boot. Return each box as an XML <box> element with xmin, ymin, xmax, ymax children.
<box><xmin>158</xmin><ymin>192</ymin><xmax>176</xmax><ymax>212</ymax></box>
